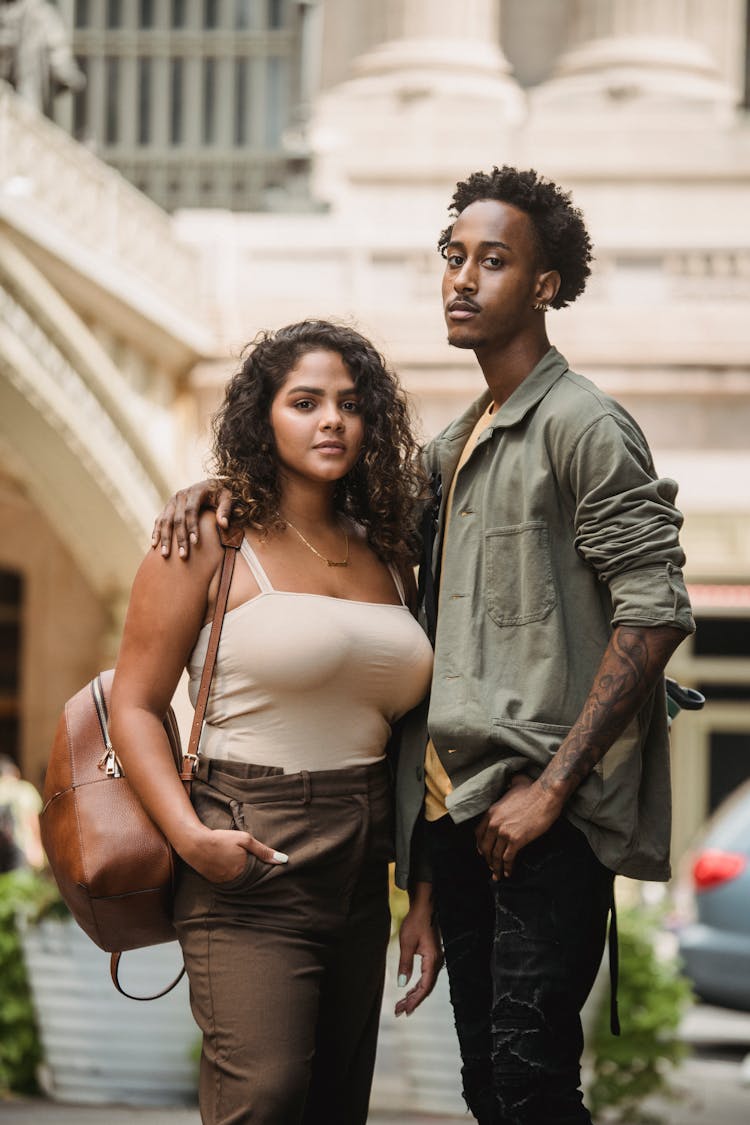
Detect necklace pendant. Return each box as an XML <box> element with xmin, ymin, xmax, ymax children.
<box><xmin>283</xmin><ymin>516</ymin><xmax>350</xmax><ymax>567</ymax></box>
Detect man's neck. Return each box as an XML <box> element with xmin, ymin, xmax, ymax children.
<box><xmin>475</xmin><ymin>334</ymin><xmax>552</xmax><ymax>409</ymax></box>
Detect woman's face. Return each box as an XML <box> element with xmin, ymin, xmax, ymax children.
<box><xmin>269</xmin><ymin>349</ymin><xmax>364</xmax><ymax>488</ymax></box>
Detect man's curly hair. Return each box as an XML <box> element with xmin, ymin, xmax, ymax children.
<box><xmin>210</xmin><ymin>320</ymin><xmax>425</xmax><ymax>564</ymax></box>
<box><xmin>438</xmin><ymin>166</ymin><xmax>593</xmax><ymax>308</ymax></box>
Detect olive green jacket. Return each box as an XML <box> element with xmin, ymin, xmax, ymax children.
<box><xmin>395</xmin><ymin>347</ymin><xmax>694</xmax><ymax>889</ymax></box>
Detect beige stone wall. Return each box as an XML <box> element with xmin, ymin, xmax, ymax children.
<box><xmin>0</xmin><ymin>474</ymin><xmax>108</xmax><ymax>789</ymax></box>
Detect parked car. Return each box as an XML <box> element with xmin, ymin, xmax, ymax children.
<box><xmin>678</xmin><ymin>780</ymin><xmax>750</xmax><ymax>1010</ymax></box>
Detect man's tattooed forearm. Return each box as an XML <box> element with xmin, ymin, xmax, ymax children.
<box><xmin>540</xmin><ymin>625</ymin><xmax>682</xmax><ymax>794</ymax></box>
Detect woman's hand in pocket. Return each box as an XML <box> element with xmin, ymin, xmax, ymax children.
<box><xmin>179</xmin><ymin>825</ymin><xmax>288</xmax><ymax>884</ymax></box>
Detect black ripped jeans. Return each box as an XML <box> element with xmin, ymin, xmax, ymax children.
<box><xmin>428</xmin><ymin>813</ymin><xmax>613</xmax><ymax>1125</ymax></box>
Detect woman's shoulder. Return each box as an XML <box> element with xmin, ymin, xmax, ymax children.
<box><xmin>137</xmin><ymin>508</ymin><xmax>224</xmax><ymax>586</ymax></box>
<box><xmin>170</xmin><ymin>509</ymin><xmax>227</xmax><ymax>570</ymax></box>
<box><xmin>198</xmin><ymin>508</ymin><xmax>231</xmax><ymax>550</ymax></box>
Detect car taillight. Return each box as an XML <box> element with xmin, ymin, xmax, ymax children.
<box><xmin>692</xmin><ymin>849</ymin><xmax>747</xmax><ymax>891</ymax></box>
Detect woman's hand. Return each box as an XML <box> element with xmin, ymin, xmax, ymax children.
<box><xmin>178</xmin><ymin>823</ymin><xmax>288</xmax><ymax>884</ymax></box>
<box><xmin>151</xmin><ymin>480</ymin><xmax>234</xmax><ymax>559</ymax></box>
<box><xmin>395</xmin><ymin>880</ymin><xmax>443</xmax><ymax>1017</ymax></box>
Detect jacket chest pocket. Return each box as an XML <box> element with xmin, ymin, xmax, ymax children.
<box><xmin>485</xmin><ymin>522</ymin><xmax>557</xmax><ymax>626</ymax></box>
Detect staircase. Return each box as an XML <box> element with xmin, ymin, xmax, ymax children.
<box><xmin>0</xmin><ymin>81</ymin><xmax>210</xmax><ymax>347</ymax></box>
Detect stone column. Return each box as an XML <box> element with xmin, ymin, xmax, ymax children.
<box><xmin>357</xmin><ymin>0</ymin><xmax>515</xmax><ymax>81</ymax></box>
<box><xmin>535</xmin><ymin>0</ymin><xmax>735</xmax><ymax>108</ymax></box>
<box><xmin>310</xmin><ymin>0</ymin><xmax>524</xmax><ymax>216</ymax></box>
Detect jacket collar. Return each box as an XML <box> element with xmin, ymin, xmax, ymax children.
<box><xmin>430</xmin><ymin>393</ymin><xmax>490</xmax><ymax>493</ymax></box>
<box><xmin>485</xmin><ymin>346</ymin><xmax>569</xmax><ymax>431</ymax></box>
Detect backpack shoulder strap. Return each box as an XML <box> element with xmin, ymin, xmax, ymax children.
<box><xmin>180</xmin><ymin>524</ymin><xmax>242</xmax><ymax>784</ymax></box>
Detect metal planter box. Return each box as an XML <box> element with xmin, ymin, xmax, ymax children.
<box><xmin>21</xmin><ymin>919</ymin><xmax>197</xmax><ymax>1106</ymax></box>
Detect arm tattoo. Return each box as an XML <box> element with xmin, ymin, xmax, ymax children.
<box><xmin>540</xmin><ymin>625</ymin><xmax>684</xmax><ymax>797</ymax></box>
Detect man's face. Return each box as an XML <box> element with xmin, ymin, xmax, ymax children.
<box><xmin>441</xmin><ymin>199</ymin><xmax>543</xmax><ymax>353</ymax></box>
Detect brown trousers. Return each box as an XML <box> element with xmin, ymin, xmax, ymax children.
<box><xmin>174</xmin><ymin>757</ymin><xmax>393</xmax><ymax>1125</ymax></box>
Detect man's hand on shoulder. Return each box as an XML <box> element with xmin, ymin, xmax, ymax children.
<box><xmin>475</xmin><ymin>775</ymin><xmax>563</xmax><ymax>880</ymax></box>
<box><xmin>151</xmin><ymin>479</ymin><xmax>233</xmax><ymax>559</ymax></box>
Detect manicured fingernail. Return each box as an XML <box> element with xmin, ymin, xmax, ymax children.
<box><xmin>190</xmin><ymin>532</ymin><xmax>198</xmax><ymax>544</ymax></box>
<box><xmin>161</xmin><ymin>544</ymin><xmax>168</xmax><ymax>555</ymax></box>
<box><xmin>397</xmin><ymin>973</ymin><xmax>407</xmax><ymax>988</ymax></box>
<box><xmin>178</xmin><ymin>546</ymin><xmax>185</xmax><ymax>557</ymax></box>
<box><xmin>273</xmin><ymin>851</ymin><xmax>288</xmax><ymax>863</ymax></box>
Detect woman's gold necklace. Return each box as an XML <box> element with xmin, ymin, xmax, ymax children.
<box><xmin>284</xmin><ymin>517</ymin><xmax>350</xmax><ymax>568</ymax></box>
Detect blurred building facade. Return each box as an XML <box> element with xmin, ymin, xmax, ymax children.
<box><xmin>1</xmin><ymin>0</ymin><xmax>750</xmax><ymax>862</ymax></box>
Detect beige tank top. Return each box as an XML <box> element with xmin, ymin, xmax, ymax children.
<box><xmin>187</xmin><ymin>538</ymin><xmax>434</xmax><ymax>773</ymax></box>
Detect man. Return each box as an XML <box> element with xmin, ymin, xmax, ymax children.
<box><xmin>154</xmin><ymin>166</ymin><xmax>694</xmax><ymax>1124</ymax></box>
<box><xmin>0</xmin><ymin>753</ymin><xmax>44</xmax><ymax>871</ymax></box>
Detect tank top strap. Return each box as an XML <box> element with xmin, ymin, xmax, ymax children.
<box><xmin>239</xmin><ymin>538</ymin><xmax>275</xmax><ymax>593</ymax></box>
<box><xmin>387</xmin><ymin>562</ymin><xmax>407</xmax><ymax>607</ymax></box>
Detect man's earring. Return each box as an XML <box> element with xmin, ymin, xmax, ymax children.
<box><xmin>532</xmin><ymin>301</ymin><xmax>549</xmax><ymax>313</ymax></box>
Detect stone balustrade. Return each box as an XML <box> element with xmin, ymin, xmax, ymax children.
<box><xmin>0</xmin><ymin>82</ymin><xmax>203</xmax><ymax>324</ymax></box>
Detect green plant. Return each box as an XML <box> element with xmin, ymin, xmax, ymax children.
<box><xmin>587</xmin><ymin>904</ymin><xmax>692</xmax><ymax>1124</ymax></box>
<box><xmin>0</xmin><ymin>868</ymin><xmax>67</xmax><ymax>1095</ymax></box>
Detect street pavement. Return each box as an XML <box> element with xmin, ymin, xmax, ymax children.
<box><xmin>1</xmin><ymin>1003</ymin><xmax>749</xmax><ymax>1124</ymax></box>
<box><xmin>0</xmin><ymin>1106</ymin><xmax>467</xmax><ymax>1123</ymax></box>
<box><xmin>640</xmin><ymin>1003</ymin><xmax>750</xmax><ymax>1124</ymax></box>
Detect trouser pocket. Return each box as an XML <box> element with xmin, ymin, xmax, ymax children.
<box><xmin>190</xmin><ymin>777</ymin><xmax>284</xmax><ymax>894</ymax></box>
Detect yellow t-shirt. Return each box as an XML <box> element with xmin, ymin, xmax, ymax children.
<box><xmin>424</xmin><ymin>403</ymin><xmax>495</xmax><ymax>821</ymax></box>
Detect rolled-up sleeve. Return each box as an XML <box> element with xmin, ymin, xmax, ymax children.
<box><xmin>568</xmin><ymin>414</ymin><xmax>695</xmax><ymax>633</ymax></box>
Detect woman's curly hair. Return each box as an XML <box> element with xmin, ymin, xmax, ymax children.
<box><xmin>210</xmin><ymin>320</ymin><xmax>426</xmax><ymax>564</ymax></box>
<box><xmin>437</xmin><ymin>166</ymin><xmax>593</xmax><ymax>308</ymax></box>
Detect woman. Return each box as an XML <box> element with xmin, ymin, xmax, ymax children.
<box><xmin>110</xmin><ymin>321</ymin><xmax>439</xmax><ymax>1125</ymax></box>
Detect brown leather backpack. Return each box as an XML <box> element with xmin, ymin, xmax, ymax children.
<box><xmin>40</xmin><ymin>529</ymin><xmax>241</xmax><ymax>998</ymax></box>
<box><xmin>41</xmin><ymin>669</ymin><xmax>182</xmax><ymax>953</ymax></box>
